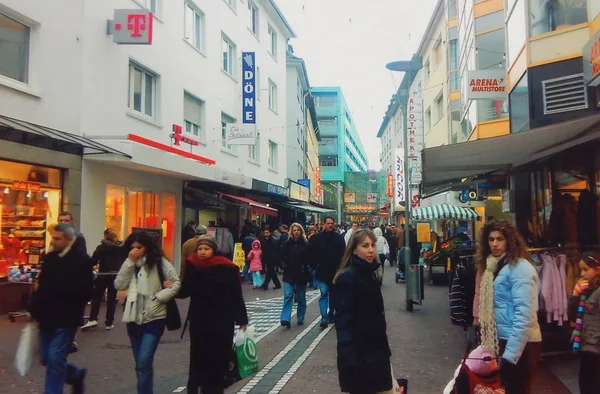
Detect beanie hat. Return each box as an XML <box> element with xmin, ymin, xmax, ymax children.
<box><xmin>465</xmin><ymin>345</ymin><xmax>499</xmax><ymax>376</ymax></box>
<box><xmin>196</xmin><ymin>234</ymin><xmax>218</xmax><ymax>251</ymax></box>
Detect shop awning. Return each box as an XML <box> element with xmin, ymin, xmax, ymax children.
<box><xmin>281</xmin><ymin>202</ymin><xmax>335</xmax><ymax>214</ymax></box>
<box><xmin>412</xmin><ymin>204</ymin><xmax>481</xmax><ymax>221</ymax></box>
<box><xmin>422</xmin><ymin>114</ymin><xmax>600</xmax><ymax>194</ymax></box>
<box><xmin>0</xmin><ymin>115</ymin><xmax>131</xmax><ymax>158</ymax></box>
<box><xmin>219</xmin><ymin>193</ymin><xmax>278</xmax><ymax>217</ymax></box>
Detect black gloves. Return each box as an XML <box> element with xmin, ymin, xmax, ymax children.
<box><xmin>499</xmin><ymin>358</ymin><xmax>517</xmax><ymax>386</ymax></box>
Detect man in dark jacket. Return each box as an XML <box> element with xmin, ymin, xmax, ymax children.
<box><xmin>260</xmin><ymin>228</ymin><xmax>282</xmax><ymax>290</ymax></box>
<box><xmin>58</xmin><ymin>211</ymin><xmax>87</xmax><ymax>255</ymax></box>
<box><xmin>82</xmin><ymin>229</ymin><xmax>123</xmax><ymax>331</ymax></box>
<box><xmin>181</xmin><ymin>220</ymin><xmax>197</xmax><ymax>245</ymax></box>
<box><xmin>310</xmin><ymin>216</ymin><xmax>346</xmax><ymax>328</ymax></box>
<box><xmin>28</xmin><ymin>224</ymin><xmax>94</xmax><ymax>394</ymax></box>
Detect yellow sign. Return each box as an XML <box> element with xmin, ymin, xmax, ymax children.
<box><xmin>416</xmin><ymin>223</ymin><xmax>431</xmax><ymax>243</ymax></box>
<box><xmin>233</xmin><ymin>243</ymin><xmax>246</xmax><ymax>272</ymax></box>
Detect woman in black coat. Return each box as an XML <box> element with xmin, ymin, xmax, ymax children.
<box><xmin>332</xmin><ymin>229</ymin><xmax>393</xmax><ymax>394</ymax></box>
<box><xmin>177</xmin><ymin>235</ymin><xmax>248</xmax><ymax>394</ymax></box>
<box><xmin>279</xmin><ymin>223</ymin><xmax>311</xmax><ymax>328</ymax></box>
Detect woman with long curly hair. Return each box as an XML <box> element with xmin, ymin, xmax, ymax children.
<box><xmin>280</xmin><ymin>223</ymin><xmax>311</xmax><ymax>328</ymax></box>
<box><xmin>332</xmin><ymin>229</ymin><xmax>393</xmax><ymax>394</ymax></box>
<box><xmin>473</xmin><ymin>220</ymin><xmax>541</xmax><ymax>394</ymax></box>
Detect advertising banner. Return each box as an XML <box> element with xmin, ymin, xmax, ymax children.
<box><xmin>387</xmin><ymin>174</ymin><xmax>394</xmax><ymax>198</ymax></box>
<box><xmin>228</xmin><ymin>52</ymin><xmax>257</xmax><ymax>145</ymax></box>
<box><xmin>394</xmin><ymin>148</ymin><xmax>405</xmax><ymax>208</ymax></box>
<box><xmin>367</xmin><ymin>193</ymin><xmax>377</xmax><ymax>203</ymax></box>
<box><xmin>344</xmin><ymin>193</ymin><xmax>356</xmax><ymax>203</ymax></box>
<box><xmin>465</xmin><ymin>70</ymin><xmax>507</xmax><ymax>100</ymax></box>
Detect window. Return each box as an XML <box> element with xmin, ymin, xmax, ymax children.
<box><xmin>184</xmin><ymin>92</ymin><xmax>204</xmax><ymax>140</ymax></box>
<box><xmin>256</xmin><ymin>66</ymin><xmax>261</xmax><ymax>100</ymax></box>
<box><xmin>248</xmin><ymin>1</ymin><xmax>259</xmax><ymax>36</ymax></box>
<box><xmin>221</xmin><ymin>112</ymin><xmax>235</xmax><ymax>150</ymax></box>
<box><xmin>268</xmin><ymin>140</ymin><xmax>278</xmax><ymax>169</ymax></box>
<box><xmin>423</xmin><ymin>59</ymin><xmax>431</xmax><ymax>84</ymax></box>
<box><xmin>434</xmin><ymin>93</ymin><xmax>444</xmax><ymax>123</ymax></box>
<box><xmin>128</xmin><ymin>62</ymin><xmax>157</xmax><ymax>118</ymax></box>
<box><xmin>424</xmin><ymin>107</ymin><xmax>431</xmax><ymax>134</ymax></box>
<box><xmin>448</xmin><ymin>0</ymin><xmax>457</xmax><ymax>18</ymax></box>
<box><xmin>432</xmin><ymin>35</ymin><xmax>443</xmax><ymax>66</ymax></box>
<box><xmin>320</xmin><ymin>156</ymin><xmax>338</xmax><ymax>167</ymax></box>
<box><xmin>225</xmin><ymin>0</ymin><xmax>236</xmax><ymax>11</ymax></box>
<box><xmin>314</xmin><ymin>95</ymin><xmax>337</xmax><ymax>107</ymax></box>
<box><xmin>475</xmin><ymin>11</ymin><xmax>505</xmax><ymax>33</ymax></box>
<box><xmin>476</xmin><ymin>28</ymin><xmax>506</xmax><ymax>70</ymax></box>
<box><xmin>509</xmin><ymin>72</ymin><xmax>530</xmax><ymax>133</ymax></box>
<box><xmin>268</xmin><ymin>79</ymin><xmax>278</xmax><ymax>111</ymax></box>
<box><xmin>184</xmin><ymin>3</ymin><xmax>205</xmax><ymax>51</ymax></box>
<box><xmin>268</xmin><ymin>24</ymin><xmax>277</xmax><ymax>58</ymax></box>
<box><xmin>506</xmin><ymin>0</ymin><xmax>526</xmax><ymax>66</ymax></box>
<box><xmin>222</xmin><ymin>34</ymin><xmax>236</xmax><ymax>76</ymax></box>
<box><xmin>530</xmin><ymin>0</ymin><xmax>587</xmax><ymax>36</ymax></box>
<box><xmin>0</xmin><ymin>13</ymin><xmax>30</xmax><ymax>83</ymax></box>
<box><xmin>249</xmin><ymin>133</ymin><xmax>260</xmax><ymax>161</ymax></box>
<box><xmin>137</xmin><ymin>0</ymin><xmax>160</xmax><ymax>14</ymax></box>
<box><xmin>297</xmin><ymin>77</ymin><xmax>302</xmax><ymax>102</ymax></box>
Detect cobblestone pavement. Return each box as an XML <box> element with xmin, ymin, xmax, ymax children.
<box><xmin>0</xmin><ymin>272</ymin><xmax>574</xmax><ymax>394</ymax></box>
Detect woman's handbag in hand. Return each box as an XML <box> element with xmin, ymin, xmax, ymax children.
<box><xmin>157</xmin><ymin>261</ymin><xmax>182</xmax><ymax>331</ymax></box>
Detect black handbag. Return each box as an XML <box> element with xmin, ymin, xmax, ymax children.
<box><xmin>156</xmin><ymin>260</ymin><xmax>182</xmax><ymax>331</ymax></box>
<box><xmin>224</xmin><ymin>344</ymin><xmax>242</xmax><ymax>388</ymax></box>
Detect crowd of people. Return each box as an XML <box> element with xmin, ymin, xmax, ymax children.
<box><xmin>24</xmin><ymin>213</ymin><xmax>600</xmax><ymax>394</ymax></box>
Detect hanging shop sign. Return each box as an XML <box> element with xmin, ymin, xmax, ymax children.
<box><xmin>228</xmin><ymin>52</ymin><xmax>257</xmax><ymax>145</ymax></box>
<box><xmin>171</xmin><ymin>124</ymin><xmax>200</xmax><ymax>147</ymax></box>
<box><xmin>465</xmin><ymin>70</ymin><xmax>507</xmax><ymax>100</ymax></box>
<box><xmin>108</xmin><ymin>9</ymin><xmax>154</xmax><ymax>45</ymax></box>
<box><xmin>298</xmin><ymin>179</ymin><xmax>311</xmax><ymax>189</ymax></box>
<box><xmin>394</xmin><ymin>148</ymin><xmax>405</xmax><ymax>208</ymax></box>
<box><xmin>387</xmin><ymin>174</ymin><xmax>394</xmax><ymax>198</ymax></box>
<box><xmin>252</xmin><ymin>179</ymin><xmax>288</xmax><ymax>197</ymax></box>
<box><xmin>288</xmin><ymin>180</ymin><xmax>309</xmax><ymax>202</ymax></box>
<box><xmin>367</xmin><ymin>193</ymin><xmax>377</xmax><ymax>203</ymax></box>
<box><xmin>12</xmin><ymin>181</ymin><xmax>41</xmax><ymax>192</ymax></box>
<box><xmin>315</xmin><ymin>167</ymin><xmax>322</xmax><ymax>198</ymax></box>
<box><xmin>407</xmin><ymin>96</ymin><xmax>424</xmax><ymax>184</ymax></box>
<box><xmin>344</xmin><ymin>193</ymin><xmax>356</xmax><ymax>203</ymax></box>
<box><xmin>583</xmin><ymin>28</ymin><xmax>600</xmax><ymax>86</ymax></box>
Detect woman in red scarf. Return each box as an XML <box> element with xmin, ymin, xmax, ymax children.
<box><xmin>178</xmin><ymin>235</ymin><xmax>248</xmax><ymax>394</ymax></box>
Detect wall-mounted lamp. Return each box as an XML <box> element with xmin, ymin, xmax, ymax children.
<box><xmin>26</xmin><ymin>192</ymin><xmax>31</xmax><ymax>198</ymax></box>
<box><xmin>43</xmin><ymin>191</ymin><xmax>49</xmax><ymax>198</ymax></box>
<box><xmin>3</xmin><ymin>188</ymin><xmax>8</xmax><ymax>194</ymax></box>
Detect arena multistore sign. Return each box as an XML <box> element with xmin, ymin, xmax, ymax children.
<box><xmin>465</xmin><ymin>70</ymin><xmax>508</xmax><ymax>100</ymax></box>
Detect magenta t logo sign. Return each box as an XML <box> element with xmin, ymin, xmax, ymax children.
<box><xmin>111</xmin><ymin>9</ymin><xmax>153</xmax><ymax>45</ymax></box>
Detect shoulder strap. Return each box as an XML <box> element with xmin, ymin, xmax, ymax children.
<box><xmin>156</xmin><ymin>259</ymin><xmax>166</xmax><ymax>289</ymax></box>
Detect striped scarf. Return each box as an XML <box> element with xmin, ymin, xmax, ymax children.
<box><xmin>573</xmin><ymin>290</ymin><xmax>591</xmax><ymax>354</ymax></box>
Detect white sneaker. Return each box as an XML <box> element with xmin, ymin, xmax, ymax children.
<box><xmin>81</xmin><ymin>320</ymin><xmax>98</xmax><ymax>330</ymax></box>
<box><xmin>104</xmin><ymin>325</ymin><xmax>114</xmax><ymax>331</ymax></box>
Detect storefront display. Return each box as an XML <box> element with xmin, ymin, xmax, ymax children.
<box><xmin>0</xmin><ymin>160</ymin><xmax>61</xmax><ymax>281</ymax></box>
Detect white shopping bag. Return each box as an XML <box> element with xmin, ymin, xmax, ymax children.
<box><xmin>14</xmin><ymin>323</ymin><xmax>37</xmax><ymax>376</ymax></box>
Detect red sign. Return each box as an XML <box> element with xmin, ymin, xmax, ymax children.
<box><xmin>12</xmin><ymin>181</ymin><xmax>41</xmax><ymax>192</ymax></box>
<box><xmin>315</xmin><ymin>167</ymin><xmax>322</xmax><ymax>198</ymax></box>
<box><xmin>411</xmin><ymin>194</ymin><xmax>420</xmax><ymax>208</ymax></box>
<box><xmin>387</xmin><ymin>174</ymin><xmax>394</xmax><ymax>198</ymax></box>
<box><xmin>591</xmin><ymin>37</ymin><xmax>600</xmax><ymax>80</ymax></box>
<box><xmin>171</xmin><ymin>124</ymin><xmax>200</xmax><ymax>147</ymax></box>
<box><xmin>127</xmin><ymin>134</ymin><xmax>215</xmax><ymax>165</ymax></box>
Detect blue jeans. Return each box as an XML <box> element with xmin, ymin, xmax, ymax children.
<box><xmin>127</xmin><ymin>319</ymin><xmax>166</xmax><ymax>394</ymax></box>
<box><xmin>39</xmin><ymin>327</ymin><xmax>84</xmax><ymax>394</ymax></box>
<box><xmin>252</xmin><ymin>271</ymin><xmax>264</xmax><ymax>287</ymax></box>
<box><xmin>280</xmin><ymin>282</ymin><xmax>307</xmax><ymax>323</ymax></box>
<box><xmin>317</xmin><ymin>281</ymin><xmax>335</xmax><ymax>323</ymax></box>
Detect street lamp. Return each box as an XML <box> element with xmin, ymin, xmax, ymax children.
<box><xmin>386</xmin><ymin>58</ymin><xmax>421</xmax><ymax>312</ymax></box>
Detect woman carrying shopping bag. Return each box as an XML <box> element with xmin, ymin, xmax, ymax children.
<box><xmin>177</xmin><ymin>234</ymin><xmax>248</xmax><ymax>394</ymax></box>
<box><xmin>114</xmin><ymin>232</ymin><xmax>180</xmax><ymax>394</ymax></box>
<box><xmin>332</xmin><ymin>229</ymin><xmax>397</xmax><ymax>394</ymax></box>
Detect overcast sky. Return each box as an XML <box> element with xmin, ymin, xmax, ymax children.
<box><xmin>277</xmin><ymin>0</ymin><xmax>438</xmax><ymax>171</ymax></box>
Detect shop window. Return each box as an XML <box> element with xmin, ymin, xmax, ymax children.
<box><xmin>509</xmin><ymin>72</ymin><xmax>530</xmax><ymax>133</ymax></box>
<box><xmin>506</xmin><ymin>0</ymin><xmax>526</xmax><ymax>67</ymax></box>
<box><xmin>144</xmin><ymin>193</ymin><xmax>160</xmax><ymax>228</ymax></box>
<box><xmin>0</xmin><ymin>160</ymin><xmax>62</xmax><ymax>278</ymax></box>
<box><xmin>105</xmin><ymin>185</ymin><xmax>126</xmax><ymax>241</ymax></box>
<box><xmin>127</xmin><ymin>191</ymin><xmax>145</xmax><ymax>234</ymax></box>
<box><xmin>478</xmin><ymin>99</ymin><xmax>509</xmax><ymax>122</ymax></box>
<box><xmin>0</xmin><ymin>12</ymin><xmax>30</xmax><ymax>83</ymax></box>
<box><xmin>530</xmin><ymin>0</ymin><xmax>587</xmax><ymax>37</ymax></box>
<box><xmin>161</xmin><ymin>193</ymin><xmax>176</xmax><ymax>261</ymax></box>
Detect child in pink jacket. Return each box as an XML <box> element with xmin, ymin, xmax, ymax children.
<box><xmin>248</xmin><ymin>240</ymin><xmax>264</xmax><ymax>289</ymax></box>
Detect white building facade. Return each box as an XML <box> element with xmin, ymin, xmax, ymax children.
<box><xmin>0</xmin><ymin>0</ymin><xmax>295</xmax><ymax>266</ymax></box>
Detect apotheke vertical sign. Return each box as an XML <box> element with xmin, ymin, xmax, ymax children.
<box><xmin>407</xmin><ymin>96</ymin><xmax>424</xmax><ymax>184</ymax></box>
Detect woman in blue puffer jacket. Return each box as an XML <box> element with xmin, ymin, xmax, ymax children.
<box><xmin>474</xmin><ymin>220</ymin><xmax>542</xmax><ymax>394</ymax></box>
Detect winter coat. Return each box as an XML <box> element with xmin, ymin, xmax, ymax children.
<box><xmin>260</xmin><ymin>236</ymin><xmax>279</xmax><ymax>268</ymax></box>
<box><xmin>281</xmin><ymin>238</ymin><xmax>311</xmax><ymax>285</ymax></box>
<box><xmin>248</xmin><ymin>241</ymin><xmax>263</xmax><ymax>272</ymax></box>
<box><xmin>29</xmin><ymin>239</ymin><xmax>94</xmax><ymax>330</ymax></box>
<box><xmin>332</xmin><ymin>255</ymin><xmax>392</xmax><ymax>393</ymax></box>
<box><xmin>569</xmin><ymin>286</ymin><xmax>600</xmax><ymax>355</ymax></box>
<box><xmin>310</xmin><ymin>230</ymin><xmax>346</xmax><ymax>284</ymax></box>
<box><xmin>494</xmin><ymin>258</ymin><xmax>542</xmax><ymax>365</ymax></box>
<box><xmin>114</xmin><ymin>257</ymin><xmax>180</xmax><ymax>325</ymax></box>
<box><xmin>73</xmin><ymin>231</ymin><xmax>88</xmax><ymax>255</ymax></box>
<box><xmin>90</xmin><ymin>240</ymin><xmax>123</xmax><ymax>273</ymax></box>
<box><xmin>177</xmin><ymin>254</ymin><xmax>248</xmax><ymax>389</ymax></box>
<box><xmin>373</xmin><ymin>228</ymin><xmax>390</xmax><ymax>255</ymax></box>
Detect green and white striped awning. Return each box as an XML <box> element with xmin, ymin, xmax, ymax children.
<box><xmin>411</xmin><ymin>204</ymin><xmax>481</xmax><ymax>221</ymax></box>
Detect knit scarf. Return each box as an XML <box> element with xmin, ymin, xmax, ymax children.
<box><xmin>479</xmin><ymin>253</ymin><xmax>505</xmax><ymax>356</ymax></box>
<box><xmin>122</xmin><ymin>257</ymin><xmax>152</xmax><ymax>325</ymax></box>
<box><xmin>573</xmin><ymin>289</ymin><xmax>591</xmax><ymax>354</ymax></box>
